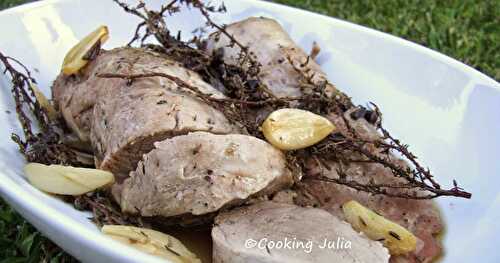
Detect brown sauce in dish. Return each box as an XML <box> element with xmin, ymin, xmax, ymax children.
<box><xmin>162</xmin><ymin>227</ymin><xmax>213</xmax><ymax>263</ymax></box>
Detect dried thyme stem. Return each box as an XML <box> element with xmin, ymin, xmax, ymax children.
<box><xmin>97</xmin><ymin>68</ymin><xmax>470</xmax><ymax>200</ymax></box>
<box><xmin>286</xmin><ymin>55</ymin><xmax>471</xmax><ymax>199</ymax></box>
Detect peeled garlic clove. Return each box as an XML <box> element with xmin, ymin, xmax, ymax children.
<box><xmin>102</xmin><ymin>225</ymin><xmax>201</xmax><ymax>263</ymax></box>
<box><xmin>262</xmin><ymin>108</ymin><xmax>335</xmax><ymax>150</ymax></box>
<box><xmin>61</xmin><ymin>106</ymin><xmax>88</xmax><ymax>142</ymax></box>
<box><xmin>101</xmin><ymin>225</ymin><xmax>149</xmax><ymax>243</ymax></box>
<box><xmin>342</xmin><ymin>200</ymin><xmax>417</xmax><ymax>255</ymax></box>
<box><xmin>62</xmin><ymin>25</ymin><xmax>109</xmax><ymax>75</ymax></box>
<box><xmin>24</xmin><ymin>163</ymin><xmax>114</xmax><ymax>196</ymax></box>
<box><xmin>106</xmin><ymin>234</ymin><xmax>158</xmax><ymax>254</ymax></box>
<box><xmin>57</xmin><ymin>166</ymin><xmax>114</xmax><ymax>188</ymax></box>
<box><xmin>25</xmin><ymin>163</ymin><xmax>88</xmax><ymax>195</ymax></box>
<box><xmin>30</xmin><ymin>83</ymin><xmax>57</xmax><ymax>121</ymax></box>
<box><xmin>141</xmin><ymin>228</ymin><xmax>199</xmax><ymax>261</ymax></box>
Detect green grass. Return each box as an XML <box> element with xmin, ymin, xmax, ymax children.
<box><xmin>0</xmin><ymin>0</ymin><xmax>33</xmax><ymax>9</ymax></box>
<box><xmin>273</xmin><ymin>0</ymin><xmax>500</xmax><ymax>81</ymax></box>
<box><xmin>0</xmin><ymin>200</ymin><xmax>74</xmax><ymax>263</ymax></box>
<box><xmin>0</xmin><ymin>0</ymin><xmax>498</xmax><ymax>261</ymax></box>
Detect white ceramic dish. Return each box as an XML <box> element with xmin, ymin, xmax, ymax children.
<box><xmin>0</xmin><ymin>0</ymin><xmax>499</xmax><ymax>262</ymax></box>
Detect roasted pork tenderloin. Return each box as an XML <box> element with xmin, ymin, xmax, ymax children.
<box><xmin>212</xmin><ymin>201</ymin><xmax>390</xmax><ymax>263</ymax></box>
<box><xmin>54</xmin><ymin>46</ymin><xmax>296</xmax><ymax>226</ymax></box>
<box><xmin>295</xmin><ymin>113</ymin><xmax>443</xmax><ymax>263</ymax></box>
<box><xmin>206</xmin><ymin>17</ymin><xmax>443</xmax><ymax>263</ymax></box>
<box><xmin>53</xmin><ymin>47</ymin><xmax>234</xmax><ymax>178</ymax></box>
<box><xmin>118</xmin><ymin>132</ymin><xmax>293</xmax><ymax>218</ymax></box>
<box><xmin>52</xmin><ymin>16</ymin><xmax>443</xmax><ymax>262</ymax></box>
<box><xmin>206</xmin><ymin>17</ymin><xmax>336</xmax><ymax>99</ymax></box>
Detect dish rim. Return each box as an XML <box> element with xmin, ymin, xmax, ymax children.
<box><xmin>0</xmin><ymin>0</ymin><xmax>498</xmax><ymax>262</ymax></box>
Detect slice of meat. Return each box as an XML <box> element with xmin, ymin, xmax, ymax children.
<box><xmin>212</xmin><ymin>201</ymin><xmax>390</xmax><ymax>263</ymax></box>
<box><xmin>52</xmin><ymin>47</ymin><xmax>225</xmax><ymax>142</ymax></box>
<box><xmin>208</xmin><ymin>17</ymin><xmax>444</xmax><ymax>263</ymax></box>
<box><xmin>296</xmin><ymin>159</ymin><xmax>443</xmax><ymax>263</ymax></box>
<box><xmin>91</xmin><ymin>86</ymin><xmax>233</xmax><ymax>179</ymax></box>
<box><xmin>205</xmin><ymin>17</ymin><xmax>335</xmax><ymax>98</ymax></box>
<box><xmin>294</xmin><ymin>113</ymin><xmax>443</xmax><ymax>263</ymax></box>
<box><xmin>118</xmin><ymin>132</ymin><xmax>293</xmax><ymax>217</ymax></box>
<box><xmin>53</xmin><ymin>47</ymin><xmax>234</xmax><ymax>177</ymax></box>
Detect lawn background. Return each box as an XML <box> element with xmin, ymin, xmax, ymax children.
<box><xmin>0</xmin><ymin>0</ymin><xmax>498</xmax><ymax>262</ymax></box>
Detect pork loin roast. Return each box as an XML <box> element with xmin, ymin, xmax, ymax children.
<box><xmin>52</xmin><ymin>47</ymin><xmax>234</xmax><ymax>177</ymax></box>
<box><xmin>295</xmin><ymin>114</ymin><xmax>443</xmax><ymax>263</ymax></box>
<box><xmin>91</xmin><ymin>84</ymin><xmax>233</xmax><ymax>179</ymax></box>
<box><xmin>212</xmin><ymin>201</ymin><xmax>390</xmax><ymax>263</ymax></box>
<box><xmin>118</xmin><ymin>132</ymin><xmax>293</xmax><ymax>217</ymax></box>
<box><xmin>208</xmin><ymin>17</ymin><xmax>444</xmax><ymax>262</ymax></box>
<box><xmin>206</xmin><ymin>17</ymin><xmax>335</xmax><ymax>98</ymax></box>
<box><xmin>52</xmin><ymin>16</ymin><xmax>445</xmax><ymax>262</ymax></box>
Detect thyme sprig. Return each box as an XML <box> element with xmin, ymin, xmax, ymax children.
<box><xmin>0</xmin><ymin>1</ymin><xmax>471</xmax><ymax>233</ymax></box>
<box><xmin>113</xmin><ymin>0</ymin><xmax>277</xmax><ymax>99</ymax></box>
<box><xmin>109</xmin><ymin>1</ymin><xmax>471</xmax><ymax>199</ymax></box>
<box><xmin>0</xmin><ymin>51</ymin><xmax>82</xmax><ymax>165</ymax></box>
<box><xmin>286</xmin><ymin>55</ymin><xmax>471</xmax><ymax>199</ymax></box>
<box><xmin>1</xmin><ymin>51</ymin><xmax>139</xmax><ymax>225</ymax></box>
<box><xmin>74</xmin><ymin>192</ymin><xmax>145</xmax><ymax>227</ymax></box>
<box><xmin>96</xmin><ymin>66</ymin><xmax>470</xmax><ymax>199</ymax></box>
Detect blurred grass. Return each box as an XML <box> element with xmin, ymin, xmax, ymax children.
<box><xmin>272</xmin><ymin>0</ymin><xmax>500</xmax><ymax>81</ymax></box>
<box><xmin>0</xmin><ymin>0</ymin><xmax>33</xmax><ymax>9</ymax></box>
<box><xmin>0</xmin><ymin>200</ymin><xmax>74</xmax><ymax>263</ymax></box>
<box><xmin>0</xmin><ymin>0</ymin><xmax>498</xmax><ymax>262</ymax></box>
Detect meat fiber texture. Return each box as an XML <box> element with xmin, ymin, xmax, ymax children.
<box><xmin>209</xmin><ymin>17</ymin><xmax>444</xmax><ymax>263</ymax></box>
<box><xmin>296</xmin><ymin>161</ymin><xmax>443</xmax><ymax>263</ymax></box>
<box><xmin>205</xmin><ymin>17</ymin><xmax>335</xmax><ymax>99</ymax></box>
<box><xmin>212</xmin><ymin>201</ymin><xmax>390</xmax><ymax>263</ymax></box>
<box><xmin>91</xmin><ymin>82</ymin><xmax>234</xmax><ymax>179</ymax></box>
<box><xmin>291</xmin><ymin>110</ymin><xmax>444</xmax><ymax>263</ymax></box>
<box><xmin>119</xmin><ymin>132</ymin><xmax>293</xmax><ymax>217</ymax></box>
<box><xmin>52</xmin><ymin>47</ymin><xmax>234</xmax><ymax>178</ymax></box>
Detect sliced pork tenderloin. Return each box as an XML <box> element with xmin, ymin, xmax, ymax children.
<box><xmin>118</xmin><ymin>132</ymin><xmax>293</xmax><ymax>217</ymax></box>
<box><xmin>296</xmin><ymin>155</ymin><xmax>442</xmax><ymax>263</ymax></box>
<box><xmin>205</xmin><ymin>17</ymin><xmax>336</xmax><ymax>98</ymax></box>
<box><xmin>52</xmin><ymin>47</ymin><xmax>234</xmax><ymax>177</ymax></box>
<box><xmin>212</xmin><ymin>201</ymin><xmax>390</xmax><ymax>263</ymax></box>
<box><xmin>52</xmin><ymin>47</ymin><xmax>226</xmax><ymax>142</ymax></box>
<box><xmin>207</xmin><ymin>17</ymin><xmax>444</xmax><ymax>263</ymax></box>
<box><xmin>91</xmin><ymin>85</ymin><xmax>233</xmax><ymax>179</ymax></box>
<box><xmin>293</xmin><ymin>111</ymin><xmax>443</xmax><ymax>263</ymax></box>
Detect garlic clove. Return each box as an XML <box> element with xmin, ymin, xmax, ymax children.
<box><xmin>61</xmin><ymin>106</ymin><xmax>88</xmax><ymax>142</ymax></box>
<box><xmin>102</xmin><ymin>225</ymin><xmax>201</xmax><ymax>263</ymax></box>
<box><xmin>262</xmin><ymin>108</ymin><xmax>335</xmax><ymax>150</ymax></box>
<box><xmin>24</xmin><ymin>163</ymin><xmax>114</xmax><ymax>196</ymax></box>
<box><xmin>101</xmin><ymin>225</ymin><xmax>149</xmax><ymax>243</ymax></box>
<box><xmin>342</xmin><ymin>200</ymin><xmax>417</xmax><ymax>255</ymax></box>
<box><xmin>106</xmin><ymin>234</ymin><xmax>159</xmax><ymax>254</ymax></box>
<box><xmin>30</xmin><ymin>83</ymin><xmax>57</xmax><ymax>121</ymax></box>
<box><xmin>57</xmin><ymin>166</ymin><xmax>114</xmax><ymax>189</ymax></box>
<box><xmin>62</xmin><ymin>25</ymin><xmax>109</xmax><ymax>75</ymax></box>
